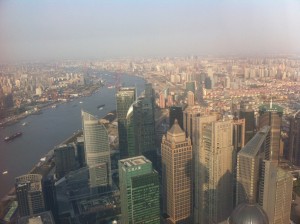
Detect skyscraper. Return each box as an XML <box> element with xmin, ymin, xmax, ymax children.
<box><xmin>159</xmin><ymin>92</ymin><xmax>166</xmax><ymax>109</ymax></box>
<box><xmin>289</xmin><ymin>110</ymin><xmax>300</xmax><ymax>165</ymax></box>
<box><xmin>161</xmin><ymin>120</ymin><xmax>193</xmax><ymax>224</ymax></box>
<box><xmin>169</xmin><ymin>106</ymin><xmax>183</xmax><ymax>130</ymax></box>
<box><xmin>183</xmin><ymin>105</ymin><xmax>202</xmax><ymax>140</ymax></box>
<box><xmin>187</xmin><ymin>91</ymin><xmax>195</xmax><ymax>106</ymax></box>
<box><xmin>192</xmin><ymin>114</ymin><xmax>218</xmax><ymax>224</ymax></box>
<box><xmin>119</xmin><ymin>156</ymin><xmax>160</xmax><ymax>224</ymax></box>
<box><xmin>126</xmin><ymin>97</ymin><xmax>156</xmax><ymax>160</ymax></box>
<box><xmin>54</xmin><ymin>144</ymin><xmax>76</xmax><ymax>179</ymax></box>
<box><xmin>239</xmin><ymin>103</ymin><xmax>255</xmax><ymax>144</ymax></box>
<box><xmin>259</xmin><ymin>160</ymin><xmax>293</xmax><ymax>224</ymax></box>
<box><xmin>197</xmin><ymin>119</ymin><xmax>234</xmax><ymax>223</ymax></box>
<box><xmin>116</xmin><ymin>87</ymin><xmax>136</xmax><ymax>158</ymax></box>
<box><xmin>259</xmin><ymin>102</ymin><xmax>283</xmax><ymax>161</ymax></box>
<box><xmin>15</xmin><ymin>174</ymin><xmax>45</xmax><ymax>217</ymax></box>
<box><xmin>82</xmin><ymin>111</ymin><xmax>111</xmax><ymax>189</ymax></box>
<box><xmin>236</xmin><ymin>126</ymin><xmax>270</xmax><ymax>205</ymax></box>
<box><xmin>186</xmin><ymin>81</ymin><xmax>196</xmax><ymax>93</ymax></box>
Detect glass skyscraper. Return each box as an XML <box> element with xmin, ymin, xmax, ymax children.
<box><xmin>119</xmin><ymin>156</ymin><xmax>160</xmax><ymax>224</ymax></box>
<box><xmin>81</xmin><ymin>111</ymin><xmax>112</xmax><ymax>189</ymax></box>
<box><xmin>116</xmin><ymin>87</ymin><xmax>136</xmax><ymax>158</ymax></box>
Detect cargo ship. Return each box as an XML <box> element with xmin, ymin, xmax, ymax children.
<box><xmin>97</xmin><ymin>104</ymin><xmax>105</xmax><ymax>110</ymax></box>
<box><xmin>4</xmin><ymin>132</ymin><xmax>22</xmax><ymax>142</ymax></box>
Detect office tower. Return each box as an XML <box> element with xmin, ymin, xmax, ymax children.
<box><xmin>167</xmin><ymin>94</ymin><xmax>173</xmax><ymax>107</ymax></box>
<box><xmin>187</xmin><ymin>91</ymin><xmax>195</xmax><ymax>106</ymax></box>
<box><xmin>239</xmin><ymin>103</ymin><xmax>255</xmax><ymax>144</ymax></box>
<box><xmin>116</xmin><ymin>87</ymin><xmax>136</xmax><ymax>158</ymax></box>
<box><xmin>75</xmin><ymin>136</ymin><xmax>85</xmax><ymax>168</ymax></box>
<box><xmin>186</xmin><ymin>81</ymin><xmax>196</xmax><ymax>93</ymax></box>
<box><xmin>183</xmin><ymin>105</ymin><xmax>201</xmax><ymax>140</ymax></box>
<box><xmin>161</xmin><ymin>120</ymin><xmax>193</xmax><ymax>224</ymax></box>
<box><xmin>54</xmin><ymin>144</ymin><xmax>76</xmax><ymax>179</ymax></box>
<box><xmin>289</xmin><ymin>111</ymin><xmax>300</xmax><ymax>165</ymax></box>
<box><xmin>196</xmin><ymin>119</ymin><xmax>234</xmax><ymax>223</ymax></box>
<box><xmin>159</xmin><ymin>92</ymin><xmax>166</xmax><ymax>108</ymax></box>
<box><xmin>145</xmin><ymin>82</ymin><xmax>155</xmax><ymax>99</ymax></box>
<box><xmin>169</xmin><ymin>106</ymin><xmax>183</xmax><ymax>130</ymax></box>
<box><xmin>82</xmin><ymin>111</ymin><xmax>112</xmax><ymax>189</ymax></box>
<box><xmin>259</xmin><ymin>160</ymin><xmax>293</xmax><ymax>224</ymax></box>
<box><xmin>236</xmin><ymin>126</ymin><xmax>270</xmax><ymax>205</ymax></box>
<box><xmin>126</xmin><ymin>97</ymin><xmax>156</xmax><ymax>160</ymax></box>
<box><xmin>42</xmin><ymin>175</ymin><xmax>58</xmax><ymax>222</ymax></box>
<box><xmin>15</xmin><ymin>174</ymin><xmax>45</xmax><ymax>217</ymax></box>
<box><xmin>119</xmin><ymin>156</ymin><xmax>160</xmax><ymax>224</ymax></box>
<box><xmin>232</xmin><ymin>118</ymin><xmax>245</xmax><ymax>206</ymax></box>
<box><xmin>192</xmin><ymin>114</ymin><xmax>218</xmax><ymax>224</ymax></box>
<box><xmin>204</xmin><ymin>77</ymin><xmax>212</xmax><ymax>89</ymax></box>
<box><xmin>259</xmin><ymin>102</ymin><xmax>283</xmax><ymax>161</ymax></box>
<box><xmin>232</xmin><ymin>118</ymin><xmax>245</xmax><ymax>153</ymax></box>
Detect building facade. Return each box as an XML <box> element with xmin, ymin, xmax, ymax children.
<box><xmin>82</xmin><ymin>111</ymin><xmax>111</xmax><ymax>189</ymax></box>
<box><xmin>15</xmin><ymin>174</ymin><xmax>45</xmax><ymax>217</ymax></box>
<box><xmin>258</xmin><ymin>103</ymin><xmax>283</xmax><ymax>162</ymax></box>
<box><xmin>236</xmin><ymin>126</ymin><xmax>270</xmax><ymax>205</ymax></box>
<box><xmin>161</xmin><ymin>120</ymin><xmax>193</xmax><ymax>224</ymax></box>
<box><xmin>119</xmin><ymin>156</ymin><xmax>160</xmax><ymax>224</ymax></box>
<box><xmin>116</xmin><ymin>87</ymin><xmax>136</xmax><ymax>158</ymax></box>
<box><xmin>289</xmin><ymin>111</ymin><xmax>300</xmax><ymax>165</ymax></box>
<box><xmin>54</xmin><ymin>144</ymin><xmax>76</xmax><ymax>179</ymax></box>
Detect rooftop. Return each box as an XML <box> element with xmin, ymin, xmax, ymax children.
<box><xmin>119</xmin><ymin>156</ymin><xmax>150</xmax><ymax>168</ymax></box>
<box><xmin>239</xmin><ymin>126</ymin><xmax>270</xmax><ymax>157</ymax></box>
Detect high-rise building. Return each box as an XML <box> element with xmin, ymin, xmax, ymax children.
<box><xmin>159</xmin><ymin>92</ymin><xmax>166</xmax><ymax>108</ymax></box>
<box><xmin>187</xmin><ymin>91</ymin><xmax>195</xmax><ymax>106</ymax></box>
<box><xmin>258</xmin><ymin>103</ymin><xmax>283</xmax><ymax>161</ymax></box>
<box><xmin>259</xmin><ymin>160</ymin><xmax>293</xmax><ymax>224</ymax></box>
<box><xmin>169</xmin><ymin>106</ymin><xmax>183</xmax><ymax>130</ymax></box>
<box><xmin>232</xmin><ymin>118</ymin><xmax>245</xmax><ymax>205</ymax></box>
<box><xmin>119</xmin><ymin>156</ymin><xmax>160</xmax><ymax>224</ymax></box>
<box><xmin>192</xmin><ymin>114</ymin><xmax>218</xmax><ymax>224</ymax></box>
<box><xmin>161</xmin><ymin>120</ymin><xmax>193</xmax><ymax>224</ymax></box>
<box><xmin>82</xmin><ymin>111</ymin><xmax>111</xmax><ymax>189</ymax></box>
<box><xmin>42</xmin><ymin>175</ymin><xmax>58</xmax><ymax>222</ymax></box>
<box><xmin>289</xmin><ymin>111</ymin><xmax>300</xmax><ymax>165</ymax></box>
<box><xmin>126</xmin><ymin>97</ymin><xmax>156</xmax><ymax>160</ymax></box>
<box><xmin>239</xmin><ymin>103</ymin><xmax>255</xmax><ymax>144</ymax></box>
<box><xmin>75</xmin><ymin>136</ymin><xmax>85</xmax><ymax>168</ymax></box>
<box><xmin>183</xmin><ymin>105</ymin><xmax>202</xmax><ymax>140</ymax></box>
<box><xmin>196</xmin><ymin>119</ymin><xmax>234</xmax><ymax>223</ymax></box>
<box><xmin>116</xmin><ymin>87</ymin><xmax>136</xmax><ymax>158</ymax></box>
<box><xmin>15</xmin><ymin>174</ymin><xmax>45</xmax><ymax>217</ymax></box>
<box><xmin>236</xmin><ymin>126</ymin><xmax>270</xmax><ymax>205</ymax></box>
<box><xmin>54</xmin><ymin>144</ymin><xmax>76</xmax><ymax>179</ymax></box>
<box><xmin>186</xmin><ymin>81</ymin><xmax>196</xmax><ymax>93</ymax></box>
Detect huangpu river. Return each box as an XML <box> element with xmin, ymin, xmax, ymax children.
<box><xmin>0</xmin><ymin>73</ymin><xmax>145</xmax><ymax>199</ymax></box>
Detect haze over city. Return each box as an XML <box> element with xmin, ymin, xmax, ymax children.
<box><xmin>1</xmin><ymin>0</ymin><xmax>300</xmax><ymax>61</ymax></box>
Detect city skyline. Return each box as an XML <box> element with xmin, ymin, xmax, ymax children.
<box><xmin>1</xmin><ymin>1</ymin><xmax>300</xmax><ymax>62</ymax></box>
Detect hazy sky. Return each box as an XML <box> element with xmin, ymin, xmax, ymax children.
<box><xmin>1</xmin><ymin>0</ymin><xmax>300</xmax><ymax>61</ymax></box>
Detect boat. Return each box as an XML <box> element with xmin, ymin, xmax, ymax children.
<box><xmin>4</xmin><ymin>132</ymin><xmax>22</xmax><ymax>142</ymax></box>
<box><xmin>79</xmin><ymin>101</ymin><xmax>83</xmax><ymax>104</ymax></box>
<box><xmin>22</xmin><ymin>122</ymin><xmax>28</xmax><ymax>126</ymax></box>
<box><xmin>97</xmin><ymin>104</ymin><xmax>105</xmax><ymax>110</ymax></box>
<box><xmin>51</xmin><ymin>104</ymin><xmax>57</xmax><ymax>108</ymax></box>
<box><xmin>2</xmin><ymin>171</ymin><xmax>8</xmax><ymax>175</ymax></box>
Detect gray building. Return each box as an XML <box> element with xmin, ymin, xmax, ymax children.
<box><xmin>54</xmin><ymin>144</ymin><xmax>76</xmax><ymax>179</ymax></box>
<box><xmin>236</xmin><ymin>126</ymin><xmax>270</xmax><ymax>205</ymax></box>
<box><xmin>15</xmin><ymin>174</ymin><xmax>45</xmax><ymax>217</ymax></box>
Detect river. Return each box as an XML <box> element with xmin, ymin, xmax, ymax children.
<box><xmin>0</xmin><ymin>73</ymin><xmax>145</xmax><ymax>199</ymax></box>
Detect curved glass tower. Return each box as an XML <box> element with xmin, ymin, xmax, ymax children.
<box><xmin>81</xmin><ymin>111</ymin><xmax>111</xmax><ymax>189</ymax></box>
